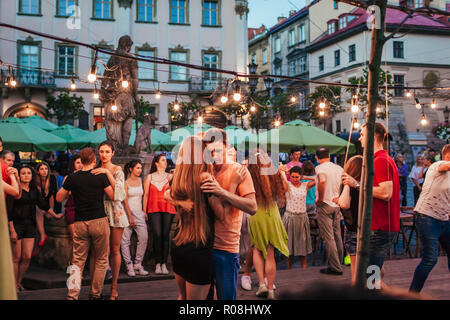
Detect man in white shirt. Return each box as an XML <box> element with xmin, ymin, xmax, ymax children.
<box><xmin>409</xmin><ymin>144</ymin><xmax>450</xmax><ymax>292</ymax></box>
<box><xmin>315</xmin><ymin>147</ymin><xmax>344</xmax><ymax>275</ymax></box>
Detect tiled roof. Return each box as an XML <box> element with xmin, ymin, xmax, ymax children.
<box><xmin>312</xmin><ymin>7</ymin><xmax>450</xmax><ymax>46</ymax></box>
<box><xmin>268</xmin><ymin>2</ymin><xmax>314</xmax><ymax>34</ymax></box>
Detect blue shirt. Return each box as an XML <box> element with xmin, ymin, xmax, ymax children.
<box><xmin>397</xmin><ymin>163</ymin><xmax>409</xmax><ymax>178</ymax></box>
<box><xmin>302</xmin><ymin>178</ymin><xmax>316</xmax><ymax>205</ymax></box>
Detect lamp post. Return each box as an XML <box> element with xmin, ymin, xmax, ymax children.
<box><xmin>248</xmin><ymin>62</ymin><xmax>259</xmax><ymax>131</ymax></box>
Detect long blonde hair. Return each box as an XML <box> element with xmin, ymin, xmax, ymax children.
<box><xmin>171</xmin><ymin>136</ymin><xmax>213</xmax><ymax>247</ymax></box>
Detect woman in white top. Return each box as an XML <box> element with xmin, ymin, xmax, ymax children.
<box><xmin>121</xmin><ymin>159</ymin><xmax>149</xmax><ymax>277</ymax></box>
<box><xmin>279</xmin><ymin>165</ymin><xmax>315</xmax><ymax>269</ymax></box>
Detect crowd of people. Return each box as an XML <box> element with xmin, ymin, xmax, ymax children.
<box><xmin>1</xmin><ymin>122</ymin><xmax>449</xmax><ymax>300</ymax></box>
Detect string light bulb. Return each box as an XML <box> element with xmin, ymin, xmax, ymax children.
<box><xmin>197</xmin><ymin>116</ymin><xmax>203</xmax><ymax>123</ymax></box>
<box><xmin>319</xmin><ymin>100</ymin><xmax>326</xmax><ymax>109</ymax></box>
<box><xmin>319</xmin><ymin>110</ymin><xmax>325</xmax><ymax>117</ymax></box>
<box><xmin>4</xmin><ymin>76</ymin><xmax>9</xmax><ymax>86</ymax></box>
<box><xmin>155</xmin><ymin>90</ymin><xmax>161</xmax><ymax>100</ymax></box>
<box><xmin>376</xmin><ymin>106</ymin><xmax>381</xmax><ymax>113</ymax></box>
<box><xmin>415</xmin><ymin>98</ymin><xmax>421</xmax><ymax>109</ymax></box>
<box><xmin>88</xmin><ymin>64</ymin><xmax>97</xmax><ymax>82</ymax></box>
<box><xmin>431</xmin><ymin>98</ymin><xmax>437</xmax><ymax>109</ymax></box>
<box><xmin>122</xmin><ymin>79</ymin><xmax>129</xmax><ymax>88</ymax></box>
<box><xmin>353</xmin><ymin>121</ymin><xmax>360</xmax><ymax>129</ymax></box>
<box><xmin>290</xmin><ymin>95</ymin><xmax>297</xmax><ymax>103</ymax></box>
<box><xmin>420</xmin><ymin>114</ymin><xmax>428</xmax><ymax>126</ymax></box>
<box><xmin>233</xmin><ymin>91</ymin><xmax>242</xmax><ymax>102</ymax></box>
<box><xmin>220</xmin><ymin>95</ymin><xmax>228</xmax><ymax>104</ymax></box>
<box><xmin>351</xmin><ymin>104</ymin><xmax>359</xmax><ymax>113</ymax></box>
<box><xmin>274</xmin><ymin>120</ymin><xmax>281</xmax><ymax>127</ymax></box>
<box><xmin>405</xmin><ymin>90</ymin><xmax>412</xmax><ymax>98</ymax></box>
<box><xmin>93</xmin><ymin>89</ymin><xmax>99</xmax><ymax>100</ymax></box>
<box><xmin>111</xmin><ymin>104</ymin><xmax>117</xmax><ymax>112</ymax></box>
<box><xmin>70</xmin><ymin>78</ymin><xmax>76</xmax><ymax>90</ymax></box>
<box><xmin>173</xmin><ymin>99</ymin><xmax>180</xmax><ymax>111</ymax></box>
<box><xmin>9</xmin><ymin>77</ymin><xmax>17</xmax><ymax>87</ymax></box>
<box><xmin>351</xmin><ymin>95</ymin><xmax>359</xmax><ymax>113</ymax></box>
<box><xmin>250</xmin><ymin>105</ymin><xmax>256</xmax><ymax>113</ymax></box>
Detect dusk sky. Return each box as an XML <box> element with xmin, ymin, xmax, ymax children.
<box><xmin>248</xmin><ymin>0</ymin><xmax>307</xmax><ymax>29</ymax></box>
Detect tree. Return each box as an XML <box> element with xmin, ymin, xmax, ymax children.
<box><xmin>46</xmin><ymin>91</ymin><xmax>85</xmax><ymax>125</ymax></box>
<box><xmin>168</xmin><ymin>100</ymin><xmax>203</xmax><ymax>128</ymax></box>
<box><xmin>308</xmin><ymin>85</ymin><xmax>342</xmax><ymax>132</ymax></box>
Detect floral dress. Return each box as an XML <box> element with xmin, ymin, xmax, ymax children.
<box><xmin>104</xmin><ymin>168</ymin><xmax>129</xmax><ymax>228</ymax></box>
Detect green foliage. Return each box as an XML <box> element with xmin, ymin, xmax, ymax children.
<box><xmin>423</xmin><ymin>71</ymin><xmax>439</xmax><ymax>89</ymax></box>
<box><xmin>135</xmin><ymin>96</ymin><xmax>155</xmax><ymax>123</ymax></box>
<box><xmin>169</xmin><ymin>100</ymin><xmax>203</xmax><ymax>127</ymax></box>
<box><xmin>308</xmin><ymin>85</ymin><xmax>343</xmax><ymax>120</ymax></box>
<box><xmin>46</xmin><ymin>91</ymin><xmax>85</xmax><ymax>125</ymax></box>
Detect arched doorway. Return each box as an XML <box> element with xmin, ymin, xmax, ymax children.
<box><xmin>3</xmin><ymin>102</ymin><xmax>47</xmax><ymax>119</ymax></box>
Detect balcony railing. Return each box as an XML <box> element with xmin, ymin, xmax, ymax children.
<box><xmin>1</xmin><ymin>68</ymin><xmax>55</xmax><ymax>87</ymax></box>
<box><xmin>189</xmin><ymin>77</ymin><xmax>221</xmax><ymax>92</ymax></box>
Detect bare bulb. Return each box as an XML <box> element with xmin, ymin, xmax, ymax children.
<box><xmin>319</xmin><ymin>110</ymin><xmax>325</xmax><ymax>117</ymax></box>
<box><xmin>405</xmin><ymin>90</ymin><xmax>412</xmax><ymax>98</ymax></box>
<box><xmin>111</xmin><ymin>105</ymin><xmax>117</xmax><ymax>111</ymax></box>
<box><xmin>274</xmin><ymin>120</ymin><xmax>281</xmax><ymax>127</ymax></box>
<box><xmin>290</xmin><ymin>96</ymin><xmax>297</xmax><ymax>103</ymax></box>
<box><xmin>221</xmin><ymin>95</ymin><xmax>228</xmax><ymax>104</ymax></box>
<box><xmin>250</xmin><ymin>105</ymin><xmax>256</xmax><ymax>113</ymax></box>
<box><xmin>431</xmin><ymin>100</ymin><xmax>436</xmax><ymax>109</ymax></box>
<box><xmin>173</xmin><ymin>102</ymin><xmax>180</xmax><ymax>111</ymax></box>
<box><xmin>353</xmin><ymin>121</ymin><xmax>360</xmax><ymax>129</ymax></box>
<box><xmin>197</xmin><ymin>116</ymin><xmax>203</xmax><ymax>123</ymax></box>
<box><xmin>319</xmin><ymin>102</ymin><xmax>326</xmax><ymax>109</ymax></box>
<box><xmin>415</xmin><ymin>103</ymin><xmax>421</xmax><ymax>110</ymax></box>
<box><xmin>420</xmin><ymin>115</ymin><xmax>427</xmax><ymax>126</ymax></box>
<box><xmin>88</xmin><ymin>73</ymin><xmax>97</xmax><ymax>83</ymax></box>
<box><xmin>351</xmin><ymin>105</ymin><xmax>359</xmax><ymax>113</ymax></box>
<box><xmin>233</xmin><ymin>92</ymin><xmax>242</xmax><ymax>102</ymax></box>
<box><xmin>93</xmin><ymin>91</ymin><xmax>99</xmax><ymax>99</ymax></box>
<box><xmin>122</xmin><ymin>80</ymin><xmax>129</xmax><ymax>88</ymax></box>
<box><xmin>155</xmin><ymin>90</ymin><xmax>161</xmax><ymax>99</ymax></box>
<box><xmin>70</xmin><ymin>80</ymin><xmax>76</xmax><ymax>90</ymax></box>
<box><xmin>376</xmin><ymin>106</ymin><xmax>381</xmax><ymax>113</ymax></box>
<box><xmin>10</xmin><ymin>78</ymin><xmax>17</xmax><ymax>87</ymax></box>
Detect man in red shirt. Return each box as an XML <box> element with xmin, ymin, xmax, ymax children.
<box><xmin>344</xmin><ymin>122</ymin><xmax>400</xmax><ymax>271</ymax></box>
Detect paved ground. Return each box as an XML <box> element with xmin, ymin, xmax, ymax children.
<box><xmin>17</xmin><ymin>257</ymin><xmax>449</xmax><ymax>300</ymax></box>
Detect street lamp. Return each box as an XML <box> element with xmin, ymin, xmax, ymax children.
<box><xmin>248</xmin><ymin>62</ymin><xmax>258</xmax><ymax>96</ymax></box>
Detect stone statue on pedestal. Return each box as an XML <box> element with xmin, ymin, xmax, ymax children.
<box><xmin>100</xmin><ymin>35</ymin><xmax>139</xmax><ymax>155</ymax></box>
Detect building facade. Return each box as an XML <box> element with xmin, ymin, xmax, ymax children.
<box><xmin>0</xmin><ymin>0</ymin><xmax>249</xmax><ymax>131</ymax></box>
<box><xmin>248</xmin><ymin>25</ymin><xmax>269</xmax><ymax>92</ymax></box>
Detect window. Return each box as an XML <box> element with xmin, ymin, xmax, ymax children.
<box><xmin>333</xmin><ymin>1</ymin><xmax>338</xmax><ymax>9</ymax></box>
<box><xmin>299</xmin><ymin>56</ymin><xmax>306</xmax><ymax>73</ymax></box>
<box><xmin>251</xmin><ymin>53</ymin><xmax>256</xmax><ymax>64</ymax></box>
<box><xmin>288</xmin><ymin>60</ymin><xmax>296</xmax><ymax>75</ymax></box>
<box><xmin>393</xmin><ymin>41</ymin><xmax>404</xmax><ymax>58</ymax></box>
<box><xmin>349</xmin><ymin>44</ymin><xmax>356</xmax><ymax>62</ymax></box>
<box><xmin>93</xmin><ymin>105</ymin><xmax>105</xmax><ymax>130</ymax></box>
<box><xmin>137</xmin><ymin>0</ymin><xmax>155</xmax><ymax>22</ymax></box>
<box><xmin>288</xmin><ymin>29</ymin><xmax>295</xmax><ymax>46</ymax></box>
<box><xmin>262</xmin><ymin>49</ymin><xmax>267</xmax><ymax>65</ymax></box>
<box><xmin>57</xmin><ymin>0</ymin><xmax>76</xmax><ymax>16</ymax></box>
<box><xmin>319</xmin><ymin>56</ymin><xmax>324</xmax><ymax>72</ymax></box>
<box><xmin>394</xmin><ymin>74</ymin><xmax>405</xmax><ymax>97</ymax></box>
<box><xmin>170</xmin><ymin>50</ymin><xmax>188</xmax><ymax>81</ymax></box>
<box><xmin>56</xmin><ymin>45</ymin><xmax>76</xmax><ymax>76</ymax></box>
<box><xmin>414</xmin><ymin>0</ymin><xmax>423</xmax><ymax>8</ymax></box>
<box><xmin>78</xmin><ymin>110</ymin><xmax>89</xmax><ymax>130</ymax></box>
<box><xmin>335</xmin><ymin>50</ymin><xmax>340</xmax><ymax>66</ymax></box>
<box><xmin>348</xmin><ymin>15</ymin><xmax>356</xmax><ymax>23</ymax></box>
<box><xmin>275</xmin><ymin>63</ymin><xmax>281</xmax><ymax>76</ymax></box>
<box><xmin>137</xmin><ymin>48</ymin><xmax>156</xmax><ymax>80</ymax></box>
<box><xmin>299</xmin><ymin>24</ymin><xmax>305</xmax><ymax>42</ymax></box>
<box><xmin>203</xmin><ymin>0</ymin><xmax>219</xmax><ymax>26</ymax></box>
<box><xmin>328</xmin><ymin>22</ymin><xmax>336</xmax><ymax>34</ymax></box>
<box><xmin>93</xmin><ymin>0</ymin><xmax>113</xmax><ymax>19</ymax></box>
<box><xmin>19</xmin><ymin>0</ymin><xmax>40</xmax><ymax>14</ymax></box>
<box><xmin>339</xmin><ymin>16</ymin><xmax>347</xmax><ymax>29</ymax></box>
<box><xmin>203</xmin><ymin>52</ymin><xmax>219</xmax><ymax>82</ymax></box>
<box><xmin>170</xmin><ymin>0</ymin><xmax>188</xmax><ymax>24</ymax></box>
<box><xmin>275</xmin><ymin>37</ymin><xmax>281</xmax><ymax>53</ymax></box>
<box><xmin>336</xmin><ymin>120</ymin><xmax>341</xmax><ymax>133</ymax></box>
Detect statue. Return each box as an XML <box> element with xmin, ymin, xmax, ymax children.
<box><xmin>135</xmin><ymin>113</ymin><xmax>154</xmax><ymax>154</ymax></box>
<box><xmin>100</xmin><ymin>35</ymin><xmax>139</xmax><ymax>155</ymax></box>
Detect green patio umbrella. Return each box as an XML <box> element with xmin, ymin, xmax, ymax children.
<box><xmin>50</xmin><ymin>124</ymin><xmax>88</xmax><ymax>144</ymax></box>
<box><xmin>167</xmin><ymin>123</ymin><xmax>213</xmax><ymax>144</ymax></box>
<box><xmin>0</xmin><ymin>117</ymin><xmax>67</xmax><ymax>152</ymax></box>
<box><xmin>69</xmin><ymin>126</ymin><xmax>177</xmax><ymax>151</ymax></box>
<box><xmin>241</xmin><ymin>119</ymin><xmax>355</xmax><ymax>154</ymax></box>
<box><xmin>22</xmin><ymin>115</ymin><xmax>59</xmax><ymax>131</ymax></box>
<box><xmin>224</xmin><ymin>126</ymin><xmax>255</xmax><ymax>148</ymax></box>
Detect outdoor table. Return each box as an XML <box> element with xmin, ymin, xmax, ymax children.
<box><xmin>400</xmin><ymin>208</ymin><xmax>417</xmax><ymax>258</ymax></box>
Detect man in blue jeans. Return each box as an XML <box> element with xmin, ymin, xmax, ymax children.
<box><xmin>201</xmin><ymin>128</ymin><xmax>257</xmax><ymax>300</ymax></box>
<box><xmin>410</xmin><ymin>144</ymin><xmax>450</xmax><ymax>292</ymax></box>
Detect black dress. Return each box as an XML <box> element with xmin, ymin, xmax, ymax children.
<box><xmin>171</xmin><ymin>200</ymin><xmax>215</xmax><ymax>285</ymax></box>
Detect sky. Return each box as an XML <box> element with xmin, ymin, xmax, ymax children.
<box><xmin>248</xmin><ymin>0</ymin><xmax>307</xmax><ymax>29</ymax></box>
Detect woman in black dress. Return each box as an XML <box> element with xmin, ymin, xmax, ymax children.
<box><xmin>164</xmin><ymin>136</ymin><xmax>231</xmax><ymax>300</ymax></box>
<box><xmin>8</xmin><ymin>165</ymin><xmax>50</xmax><ymax>291</ymax></box>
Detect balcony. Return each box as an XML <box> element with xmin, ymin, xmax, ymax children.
<box><xmin>2</xmin><ymin>68</ymin><xmax>55</xmax><ymax>87</ymax></box>
<box><xmin>189</xmin><ymin>77</ymin><xmax>221</xmax><ymax>93</ymax></box>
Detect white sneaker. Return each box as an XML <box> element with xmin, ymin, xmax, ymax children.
<box><xmin>241</xmin><ymin>275</ymin><xmax>252</xmax><ymax>291</ymax></box>
<box><xmin>155</xmin><ymin>263</ymin><xmax>162</xmax><ymax>274</ymax></box>
<box><xmin>264</xmin><ymin>277</ymin><xmax>276</xmax><ymax>290</ymax></box>
<box><xmin>161</xmin><ymin>264</ymin><xmax>169</xmax><ymax>275</ymax></box>
<box><xmin>126</xmin><ymin>263</ymin><xmax>136</xmax><ymax>277</ymax></box>
<box><xmin>255</xmin><ymin>284</ymin><xmax>269</xmax><ymax>298</ymax></box>
<box><xmin>134</xmin><ymin>263</ymin><xmax>149</xmax><ymax>276</ymax></box>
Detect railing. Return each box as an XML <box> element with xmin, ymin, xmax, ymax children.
<box><xmin>1</xmin><ymin>68</ymin><xmax>55</xmax><ymax>87</ymax></box>
<box><xmin>188</xmin><ymin>77</ymin><xmax>221</xmax><ymax>92</ymax></box>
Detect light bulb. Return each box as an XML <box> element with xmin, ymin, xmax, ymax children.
<box><xmin>122</xmin><ymin>80</ymin><xmax>129</xmax><ymax>88</ymax></box>
<box><xmin>70</xmin><ymin>79</ymin><xmax>76</xmax><ymax>90</ymax></box>
<box><xmin>10</xmin><ymin>78</ymin><xmax>17</xmax><ymax>87</ymax></box>
<box><xmin>197</xmin><ymin>116</ymin><xmax>203</xmax><ymax>123</ymax></box>
<box><xmin>319</xmin><ymin>101</ymin><xmax>326</xmax><ymax>109</ymax></box>
<box><xmin>173</xmin><ymin>100</ymin><xmax>180</xmax><ymax>111</ymax></box>
<box><xmin>405</xmin><ymin>90</ymin><xmax>411</xmax><ymax>98</ymax></box>
<box><xmin>111</xmin><ymin>104</ymin><xmax>117</xmax><ymax>111</ymax></box>
<box><xmin>274</xmin><ymin>120</ymin><xmax>281</xmax><ymax>127</ymax></box>
<box><xmin>415</xmin><ymin>103</ymin><xmax>421</xmax><ymax>110</ymax></box>
<box><xmin>155</xmin><ymin>90</ymin><xmax>161</xmax><ymax>99</ymax></box>
<box><xmin>233</xmin><ymin>92</ymin><xmax>242</xmax><ymax>102</ymax></box>
<box><xmin>353</xmin><ymin>121</ymin><xmax>360</xmax><ymax>129</ymax></box>
<box><xmin>431</xmin><ymin>99</ymin><xmax>436</xmax><ymax>109</ymax></box>
<box><xmin>420</xmin><ymin>115</ymin><xmax>427</xmax><ymax>126</ymax></box>
<box><xmin>351</xmin><ymin>104</ymin><xmax>359</xmax><ymax>113</ymax></box>
<box><xmin>250</xmin><ymin>105</ymin><xmax>256</xmax><ymax>113</ymax></box>
<box><xmin>319</xmin><ymin>110</ymin><xmax>325</xmax><ymax>117</ymax></box>
<box><xmin>4</xmin><ymin>76</ymin><xmax>9</xmax><ymax>86</ymax></box>
<box><xmin>93</xmin><ymin>90</ymin><xmax>99</xmax><ymax>99</ymax></box>
<box><xmin>221</xmin><ymin>95</ymin><xmax>228</xmax><ymax>104</ymax></box>
<box><xmin>88</xmin><ymin>64</ymin><xmax>97</xmax><ymax>82</ymax></box>
<box><xmin>376</xmin><ymin>106</ymin><xmax>381</xmax><ymax>113</ymax></box>
<box><xmin>290</xmin><ymin>96</ymin><xmax>297</xmax><ymax>103</ymax></box>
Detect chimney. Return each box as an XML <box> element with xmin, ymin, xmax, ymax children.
<box><xmin>277</xmin><ymin>16</ymin><xmax>286</xmax><ymax>24</ymax></box>
<box><xmin>289</xmin><ymin>10</ymin><xmax>296</xmax><ymax>16</ymax></box>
